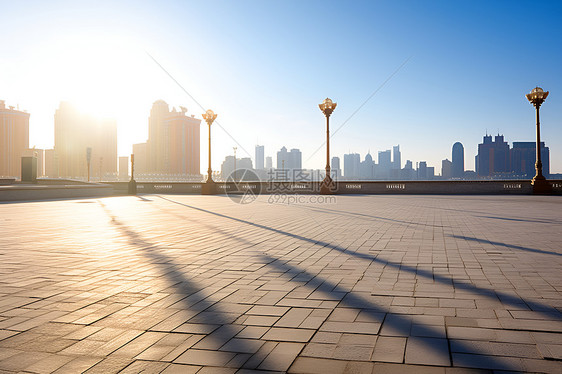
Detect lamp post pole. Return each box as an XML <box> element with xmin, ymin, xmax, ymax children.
<box><xmin>525</xmin><ymin>87</ymin><xmax>551</xmax><ymax>194</ymax></box>
<box><xmin>319</xmin><ymin>98</ymin><xmax>337</xmax><ymax>194</ymax></box>
<box><xmin>202</xmin><ymin>109</ymin><xmax>218</xmax><ymax>195</ymax></box>
<box><xmin>128</xmin><ymin>153</ymin><xmax>137</xmax><ymax>195</ymax></box>
<box><xmin>233</xmin><ymin>147</ymin><xmax>237</xmax><ymax>182</ymax></box>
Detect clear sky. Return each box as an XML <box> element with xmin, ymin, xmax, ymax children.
<box><xmin>1</xmin><ymin>0</ymin><xmax>561</xmax><ymax>173</ymax></box>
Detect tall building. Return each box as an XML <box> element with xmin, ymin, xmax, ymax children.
<box><xmin>289</xmin><ymin>148</ymin><xmax>302</xmax><ymax>170</ymax></box>
<box><xmin>0</xmin><ymin>100</ymin><xmax>30</xmax><ymax>178</ymax></box>
<box><xmin>511</xmin><ymin>142</ymin><xmax>549</xmax><ymax>178</ymax></box>
<box><xmin>54</xmin><ymin>102</ymin><xmax>117</xmax><ymax>179</ymax></box>
<box><xmin>44</xmin><ymin>149</ymin><xmax>57</xmax><ymax>177</ymax></box>
<box><xmin>331</xmin><ymin>156</ymin><xmax>341</xmax><ymax>178</ymax></box>
<box><xmin>133</xmin><ymin>143</ymin><xmax>148</xmax><ymax>175</ymax></box>
<box><xmin>360</xmin><ymin>153</ymin><xmax>375</xmax><ymax>179</ymax></box>
<box><xmin>255</xmin><ymin>145</ymin><xmax>264</xmax><ymax>170</ymax></box>
<box><xmin>477</xmin><ymin>134</ymin><xmax>510</xmax><ymax>177</ymax></box>
<box><xmin>119</xmin><ymin>156</ymin><xmax>129</xmax><ymax>181</ymax></box>
<box><xmin>417</xmin><ymin>161</ymin><xmax>428</xmax><ymax>180</ymax></box>
<box><xmin>343</xmin><ymin>153</ymin><xmax>360</xmax><ymax>179</ymax></box>
<box><xmin>277</xmin><ymin>146</ymin><xmax>289</xmax><ymax>169</ymax></box>
<box><xmin>377</xmin><ymin>150</ymin><xmax>392</xmax><ymax>179</ymax></box>
<box><xmin>265</xmin><ymin>156</ymin><xmax>272</xmax><ymax>169</ymax></box>
<box><xmin>221</xmin><ymin>155</ymin><xmax>253</xmax><ymax>179</ymax></box>
<box><xmin>452</xmin><ymin>142</ymin><xmax>464</xmax><ymax>178</ymax></box>
<box><xmin>138</xmin><ymin>101</ymin><xmax>201</xmax><ymax>176</ymax></box>
<box><xmin>392</xmin><ymin>145</ymin><xmax>401</xmax><ymax>170</ymax></box>
<box><xmin>442</xmin><ymin>159</ymin><xmax>452</xmax><ymax>179</ymax></box>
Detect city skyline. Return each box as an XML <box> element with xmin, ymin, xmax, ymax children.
<box><xmin>1</xmin><ymin>1</ymin><xmax>561</xmax><ymax>173</ymax></box>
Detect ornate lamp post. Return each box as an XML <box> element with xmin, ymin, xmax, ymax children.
<box><xmin>128</xmin><ymin>153</ymin><xmax>137</xmax><ymax>195</ymax></box>
<box><xmin>525</xmin><ymin>87</ymin><xmax>551</xmax><ymax>194</ymax></box>
<box><xmin>233</xmin><ymin>146</ymin><xmax>237</xmax><ymax>182</ymax></box>
<box><xmin>202</xmin><ymin>109</ymin><xmax>218</xmax><ymax>195</ymax></box>
<box><xmin>319</xmin><ymin>98</ymin><xmax>337</xmax><ymax>194</ymax></box>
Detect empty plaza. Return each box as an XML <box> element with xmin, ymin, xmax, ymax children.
<box><xmin>0</xmin><ymin>194</ymin><xmax>561</xmax><ymax>373</ymax></box>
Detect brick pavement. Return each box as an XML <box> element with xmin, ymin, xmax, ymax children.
<box><xmin>0</xmin><ymin>194</ymin><xmax>561</xmax><ymax>373</ymax></box>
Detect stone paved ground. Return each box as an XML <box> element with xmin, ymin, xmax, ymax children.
<box><xmin>0</xmin><ymin>194</ymin><xmax>561</xmax><ymax>373</ymax></box>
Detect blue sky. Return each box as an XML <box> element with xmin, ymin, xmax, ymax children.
<box><xmin>1</xmin><ymin>0</ymin><xmax>561</xmax><ymax>172</ymax></box>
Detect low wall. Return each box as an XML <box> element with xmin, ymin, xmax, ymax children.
<box><xmin>0</xmin><ymin>184</ymin><xmax>114</xmax><ymax>202</ymax></box>
<box><xmin>108</xmin><ymin>180</ymin><xmax>562</xmax><ymax>195</ymax></box>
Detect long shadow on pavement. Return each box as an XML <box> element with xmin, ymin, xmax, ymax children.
<box><xmin>157</xmin><ymin>196</ymin><xmax>561</xmax><ymax>318</ymax></box>
<box><xmin>99</xmin><ymin>202</ymin><xmax>257</xmax><ymax>368</ymax></box>
<box><xmin>261</xmin><ymin>253</ymin><xmax>523</xmax><ymax>371</ymax></box>
<box><xmin>451</xmin><ymin>235</ymin><xmax>561</xmax><ymax>257</ymax></box>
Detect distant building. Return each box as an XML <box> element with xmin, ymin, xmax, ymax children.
<box><xmin>427</xmin><ymin>166</ymin><xmax>435</xmax><ymax>179</ymax></box>
<box><xmin>477</xmin><ymin>134</ymin><xmax>510</xmax><ymax>177</ymax></box>
<box><xmin>442</xmin><ymin>159</ymin><xmax>452</xmax><ymax>179</ymax></box>
<box><xmin>511</xmin><ymin>142</ymin><xmax>549</xmax><ymax>178</ymax></box>
<box><xmin>276</xmin><ymin>147</ymin><xmax>301</xmax><ymax>170</ymax></box>
<box><xmin>417</xmin><ymin>161</ymin><xmax>428</xmax><ymax>180</ymax></box>
<box><xmin>343</xmin><ymin>153</ymin><xmax>360</xmax><ymax>179</ymax></box>
<box><xmin>255</xmin><ymin>145</ymin><xmax>264</xmax><ymax>170</ymax></box>
<box><xmin>54</xmin><ymin>102</ymin><xmax>117</xmax><ymax>179</ymax></box>
<box><xmin>44</xmin><ymin>149</ymin><xmax>57</xmax><ymax>177</ymax></box>
<box><xmin>331</xmin><ymin>156</ymin><xmax>341</xmax><ymax>179</ymax></box>
<box><xmin>360</xmin><ymin>153</ymin><xmax>375</xmax><ymax>179</ymax></box>
<box><xmin>133</xmin><ymin>143</ymin><xmax>148</xmax><ymax>175</ymax></box>
<box><xmin>221</xmin><ymin>155</ymin><xmax>253</xmax><ymax>179</ymax></box>
<box><xmin>265</xmin><ymin>156</ymin><xmax>272</xmax><ymax>169</ymax></box>
<box><xmin>392</xmin><ymin>145</ymin><xmax>401</xmax><ymax>170</ymax></box>
<box><xmin>119</xmin><ymin>156</ymin><xmax>129</xmax><ymax>181</ymax></box>
<box><xmin>289</xmin><ymin>148</ymin><xmax>302</xmax><ymax>170</ymax></box>
<box><xmin>377</xmin><ymin>150</ymin><xmax>392</xmax><ymax>179</ymax></box>
<box><xmin>0</xmin><ymin>100</ymin><xmax>30</xmax><ymax>178</ymax></box>
<box><xmin>135</xmin><ymin>101</ymin><xmax>200</xmax><ymax>177</ymax></box>
<box><xmin>277</xmin><ymin>147</ymin><xmax>289</xmax><ymax>169</ymax></box>
<box><xmin>401</xmin><ymin>160</ymin><xmax>415</xmax><ymax>180</ymax></box>
<box><xmin>452</xmin><ymin>142</ymin><xmax>464</xmax><ymax>178</ymax></box>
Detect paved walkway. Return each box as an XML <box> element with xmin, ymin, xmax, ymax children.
<box><xmin>0</xmin><ymin>194</ymin><xmax>561</xmax><ymax>373</ymax></box>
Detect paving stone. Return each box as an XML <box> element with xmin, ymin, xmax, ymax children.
<box><xmin>371</xmin><ymin>336</ymin><xmax>406</xmax><ymax>363</ymax></box>
<box><xmin>0</xmin><ymin>195</ymin><xmax>560</xmax><ymax>372</ymax></box>
<box><xmin>405</xmin><ymin>337</ymin><xmax>450</xmax><ymax>366</ymax></box>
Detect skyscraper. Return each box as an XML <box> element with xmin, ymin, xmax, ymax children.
<box><xmin>343</xmin><ymin>153</ymin><xmax>360</xmax><ymax>179</ymax></box>
<box><xmin>360</xmin><ymin>153</ymin><xmax>375</xmax><ymax>179</ymax></box>
<box><xmin>289</xmin><ymin>148</ymin><xmax>302</xmax><ymax>170</ymax></box>
<box><xmin>255</xmin><ymin>145</ymin><xmax>264</xmax><ymax>170</ymax></box>
<box><xmin>54</xmin><ymin>102</ymin><xmax>117</xmax><ymax>179</ymax></box>
<box><xmin>392</xmin><ymin>145</ymin><xmax>401</xmax><ymax>170</ymax></box>
<box><xmin>452</xmin><ymin>142</ymin><xmax>464</xmax><ymax>178</ymax></box>
<box><xmin>417</xmin><ymin>161</ymin><xmax>428</xmax><ymax>180</ymax></box>
<box><xmin>511</xmin><ymin>142</ymin><xmax>549</xmax><ymax>178</ymax></box>
<box><xmin>119</xmin><ymin>156</ymin><xmax>129</xmax><ymax>181</ymax></box>
<box><xmin>331</xmin><ymin>156</ymin><xmax>341</xmax><ymax>178</ymax></box>
<box><xmin>442</xmin><ymin>159</ymin><xmax>452</xmax><ymax>179</ymax></box>
<box><xmin>136</xmin><ymin>101</ymin><xmax>201</xmax><ymax>176</ymax></box>
<box><xmin>0</xmin><ymin>100</ymin><xmax>30</xmax><ymax>178</ymax></box>
<box><xmin>265</xmin><ymin>156</ymin><xmax>272</xmax><ymax>169</ymax></box>
<box><xmin>277</xmin><ymin>146</ymin><xmax>289</xmax><ymax>169</ymax></box>
<box><xmin>477</xmin><ymin>134</ymin><xmax>510</xmax><ymax>177</ymax></box>
<box><xmin>377</xmin><ymin>150</ymin><xmax>392</xmax><ymax>179</ymax></box>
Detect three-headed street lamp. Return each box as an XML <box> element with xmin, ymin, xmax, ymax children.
<box><xmin>202</xmin><ymin>109</ymin><xmax>218</xmax><ymax>195</ymax></box>
<box><xmin>525</xmin><ymin>87</ymin><xmax>551</xmax><ymax>194</ymax></box>
<box><xmin>319</xmin><ymin>98</ymin><xmax>337</xmax><ymax>194</ymax></box>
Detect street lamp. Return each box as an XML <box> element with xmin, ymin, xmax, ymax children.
<box><xmin>202</xmin><ymin>109</ymin><xmax>218</xmax><ymax>195</ymax></box>
<box><xmin>128</xmin><ymin>153</ymin><xmax>137</xmax><ymax>195</ymax></box>
<box><xmin>525</xmin><ymin>87</ymin><xmax>551</xmax><ymax>194</ymax></box>
<box><xmin>319</xmin><ymin>98</ymin><xmax>337</xmax><ymax>194</ymax></box>
<box><xmin>233</xmin><ymin>146</ymin><xmax>237</xmax><ymax>182</ymax></box>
